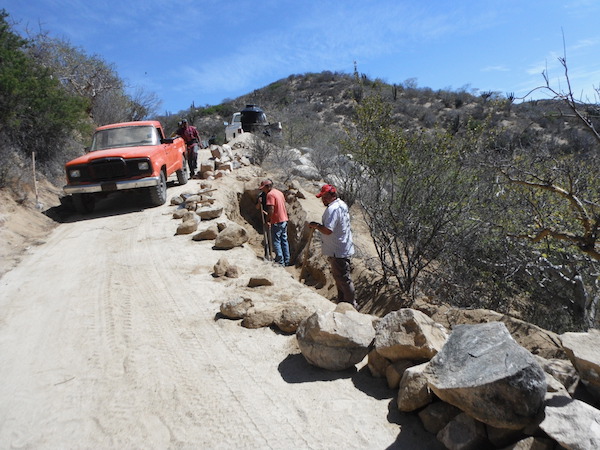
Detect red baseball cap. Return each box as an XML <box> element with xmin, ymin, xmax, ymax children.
<box><xmin>316</xmin><ymin>184</ymin><xmax>336</xmax><ymax>198</ymax></box>
<box><xmin>259</xmin><ymin>179</ymin><xmax>272</xmax><ymax>188</ymax></box>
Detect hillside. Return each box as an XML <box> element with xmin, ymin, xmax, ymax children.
<box><xmin>2</xmin><ymin>70</ymin><xmax>599</xmax><ymax>335</ymax></box>
<box><xmin>175</xmin><ymin>71</ymin><xmax>597</xmax><ymax>157</ymax></box>
<box><xmin>168</xmin><ymin>71</ymin><xmax>599</xmax><ymax>334</ymax></box>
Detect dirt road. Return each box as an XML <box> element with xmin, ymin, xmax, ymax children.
<box><xmin>0</xmin><ymin>174</ymin><xmax>441</xmax><ymax>449</ymax></box>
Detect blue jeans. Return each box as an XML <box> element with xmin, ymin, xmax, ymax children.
<box><xmin>271</xmin><ymin>222</ymin><xmax>290</xmax><ymax>266</ymax></box>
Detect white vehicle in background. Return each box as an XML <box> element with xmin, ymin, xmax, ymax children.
<box><xmin>223</xmin><ymin>105</ymin><xmax>282</xmax><ymax>143</ymax></box>
<box><xmin>224</xmin><ymin>112</ymin><xmax>242</xmax><ymax>142</ymax></box>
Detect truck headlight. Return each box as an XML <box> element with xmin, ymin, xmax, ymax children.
<box><xmin>69</xmin><ymin>169</ymin><xmax>81</xmax><ymax>178</ymax></box>
<box><xmin>138</xmin><ymin>161</ymin><xmax>150</xmax><ymax>171</ymax></box>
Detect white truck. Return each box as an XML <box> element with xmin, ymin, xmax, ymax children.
<box><xmin>224</xmin><ymin>104</ymin><xmax>282</xmax><ymax>143</ymax></box>
<box><xmin>224</xmin><ymin>112</ymin><xmax>243</xmax><ymax>142</ymax></box>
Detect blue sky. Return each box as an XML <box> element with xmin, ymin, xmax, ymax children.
<box><xmin>5</xmin><ymin>0</ymin><xmax>600</xmax><ymax>114</ymax></box>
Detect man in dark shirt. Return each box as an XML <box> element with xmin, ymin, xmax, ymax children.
<box><xmin>177</xmin><ymin>119</ymin><xmax>201</xmax><ymax>176</ymax></box>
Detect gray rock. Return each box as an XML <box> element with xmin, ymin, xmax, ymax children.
<box><xmin>397</xmin><ymin>362</ymin><xmax>433</xmax><ymax>412</ymax></box>
<box><xmin>374</xmin><ymin>308</ymin><xmax>448</xmax><ymax>361</ymax></box>
<box><xmin>225</xmin><ymin>266</ymin><xmax>240</xmax><ymax>278</ymax></box>
<box><xmin>386</xmin><ymin>359</ymin><xmax>419</xmax><ymax>389</ymax></box>
<box><xmin>241</xmin><ymin>305</ymin><xmax>279</xmax><ymax>329</ymax></box>
<box><xmin>418</xmin><ymin>401</ymin><xmax>462</xmax><ymax>435</ymax></box>
<box><xmin>539</xmin><ymin>395</ymin><xmax>600</xmax><ymax>450</ymax></box>
<box><xmin>220</xmin><ymin>297</ymin><xmax>253</xmax><ymax>319</ymax></box>
<box><xmin>424</xmin><ymin>322</ymin><xmax>547</xmax><ymax>429</ymax></box>
<box><xmin>275</xmin><ymin>303</ymin><xmax>313</xmax><ymax>334</ymax></box>
<box><xmin>175</xmin><ymin>217</ymin><xmax>199</xmax><ymax>235</ymax></box>
<box><xmin>498</xmin><ymin>436</ymin><xmax>554</xmax><ymax>450</ymax></box>
<box><xmin>291</xmin><ymin>165</ymin><xmax>321</xmax><ymax>181</ymax></box>
<box><xmin>560</xmin><ymin>329</ymin><xmax>600</xmax><ymax>402</ymax></box>
<box><xmin>367</xmin><ymin>349</ymin><xmax>391</xmax><ymax>378</ymax></box>
<box><xmin>486</xmin><ymin>424</ymin><xmax>525</xmax><ymax>448</ymax></box>
<box><xmin>436</xmin><ymin>413</ymin><xmax>487</xmax><ymax>450</ymax></box>
<box><xmin>170</xmin><ymin>195</ymin><xmax>184</xmax><ymax>205</ymax></box>
<box><xmin>172</xmin><ymin>208</ymin><xmax>187</xmax><ymax>219</ymax></box>
<box><xmin>214</xmin><ymin>223</ymin><xmax>249</xmax><ymax>249</ymax></box>
<box><xmin>247</xmin><ymin>277</ymin><xmax>273</xmax><ymax>287</ymax></box>
<box><xmin>181</xmin><ymin>211</ymin><xmax>197</xmax><ymax>222</ymax></box>
<box><xmin>200</xmin><ymin>160</ymin><xmax>215</xmax><ymax>173</ymax></box>
<box><xmin>296</xmin><ymin>310</ymin><xmax>376</xmax><ymax>371</ymax></box>
<box><xmin>197</xmin><ymin>204</ymin><xmax>223</xmax><ymax>220</ymax></box>
<box><xmin>534</xmin><ymin>355</ymin><xmax>579</xmax><ymax>395</ymax></box>
<box><xmin>213</xmin><ymin>257</ymin><xmax>230</xmax><ymax>277</ymax></box>
<box><xmin>192</xmin><ymin>224</ymin><xmax>219</xmax><ymax>241</ymax></box>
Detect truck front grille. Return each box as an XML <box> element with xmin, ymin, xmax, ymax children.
<box><xmin>67</xmin><ymin>157</ymin><xmax>152</xmax><ymax>183</ymax></box>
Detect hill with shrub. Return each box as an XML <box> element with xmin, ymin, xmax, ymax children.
<box><xmin>1</xmin><ymin>8</ymin><xmax>598</xmax><ymax>333</ymax></box>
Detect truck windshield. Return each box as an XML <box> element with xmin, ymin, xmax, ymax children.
<box><xmin>90</xmin><ymin>126</ymin><xmax>159</xmax><ymax>151</ymax></box>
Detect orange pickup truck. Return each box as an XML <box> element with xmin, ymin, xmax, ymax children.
<box><xmin>63</xmin><ymin>120</ymin><xmax>189</xmax><ymax>213</ymax></box>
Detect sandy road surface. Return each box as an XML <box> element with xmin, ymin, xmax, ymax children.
<box><xmin>0</xmin><ymin>174</ymin><xmax>441</xmax><ymax>449</ymax></box>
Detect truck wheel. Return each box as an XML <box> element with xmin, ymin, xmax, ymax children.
<box><xmin>176</xmin><ymin>155</ymin><xmax>189</xmax><ymax>185</ymax></box>
<box><xmin>148</xmin><ymin>170</ymin><xmax>167</xmax><ymax>206</ymax></box>
<box><xmin>72</xmin><ymin>193</ymin><xmax>95</xmax><ymax>214</ymax></box>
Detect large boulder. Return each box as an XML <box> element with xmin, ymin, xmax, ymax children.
<box><xmin>539</xmin><ymin>395</ymin><xmax>600</xmax><ymax>449</ymax></box>
<box><xmin>197</xmin><ymin>204</ymin><xmax>223</xmax><ymax>220</ymax></box>
<box><xmin>220</xmin><ymin>297</ymin><xmax>253</xmax><ymax>319</ymax></box>
<box><xmin>175</xmin><ymin>216</ymin><xmax>200</xmax><ymax>235</ymax></box>
<box><xmin>374</xmin><ymin>308</ymin><xmax>448</xmax><ymax>362</ymax></box>
<box><xmin>424</xmin><ymin>322</ymin><xmax>547</xmax><ymax>430</ymax></box>
<box><xmin>413</xmin><ymin>300</ymin><xmax>565</xmax><ymax>360</ymax></box>
<box><xmin>193</xmin><ymin>224</ymin><xmax>219</xmax><ymax>241</ymax></box>
<box><xmin>296</xmin><ymin>309</ymin><xmax>375</xmax><ymax>371</ymax></box>
<box><xmin>397</xmin><ymin>362</ymin><xmax>433</xmax><ymax>412</ymax></box>
<box><xmin>274</xmin><ymin>303</ymin><xmax>313</xmax><ymax>334</ymax></box>
<box><xmin>214</xmin><ymin>223</ymin><xmax>249</xmax><ymax>249</ymax></box>
<box><xmin>560</xmin><ymin>329</ymin><xmax>600</xmax><ymax>402</ymax></box>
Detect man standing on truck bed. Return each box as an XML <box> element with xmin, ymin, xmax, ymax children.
<box><xmin>177</xmin><ymin>119</ymin><xmax>200</xmax><ymax>177</ymax></box>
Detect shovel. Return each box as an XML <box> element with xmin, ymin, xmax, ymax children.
<box><xmin>299</xmin><ymin>227</ymin><xmax>314</xmax><ymax>281</ymax></box>
<box><xmin>259</xmin><ymin>203</ymin><xmax>271</xmax><ymax>261</ymax></box>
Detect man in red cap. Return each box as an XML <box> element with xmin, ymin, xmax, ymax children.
<box><xmin>308</xmin><ymin>184</ymin><xmax>357</xmax><ymax>308</ymax></box>
<box><xmin>258</xmin><ymin>179</ymin><xmax>290</xmax><ymax>266</ymax></box>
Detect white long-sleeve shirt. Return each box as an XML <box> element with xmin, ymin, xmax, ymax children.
<box><xmin>321</xmin><ymin>198</ymin><xmax>355</xmax><ymax>258</ymax></box>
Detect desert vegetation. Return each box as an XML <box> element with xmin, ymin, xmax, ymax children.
<box><xmin>1</xmin><ymin>8</ymin><xmax>598</xmax><ymax>333</ymax></box>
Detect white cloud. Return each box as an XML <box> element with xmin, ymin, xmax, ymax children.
<box><xmin>482</xmin><ymin>65</ymin><xmax>509</xmax><ymax>73</ymax></box>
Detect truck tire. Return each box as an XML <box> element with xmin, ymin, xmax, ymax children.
<box><xmin>72</xmin><ymin>193</ymin><xmax>95</xmax><ymax>214</ymax></box>
<box><xmin>148</xmin><ymin>170</ymin><xmax>167</xmax><ymax>206</ymax></box>
<box><xmin>176</xmin><ymin>155</ymin><xmax>189</xmax><ymax>185</ymax></box>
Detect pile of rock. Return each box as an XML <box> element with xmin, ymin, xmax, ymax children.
<box><xmin>170</xmin><ymin>182</ymin><xmax>250</xmax><ymax>250</ymax></box>
<box><xmin>197</xmin><ymin>144</ymin><xmax>251</xmax><ymax>180</ymax></box>
<box><xmin>295</xmin><ymin>307</ymin><xmax>600</xmax><ymax>449</ymax></box>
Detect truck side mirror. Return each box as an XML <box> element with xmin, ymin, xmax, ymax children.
<box><xmin>223</xmin><ymin>121</ymin><xmax>229</xmax><ymax>126</ymax></box>
<box><xmin>161</xmin><ymin>137</ymin><xmax>175</xmax><ymax>144</ymax></box>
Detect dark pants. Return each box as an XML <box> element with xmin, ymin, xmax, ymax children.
<box><xmin>328</xmin><ymin>256</ymin><xmax>355</xmax><ymax>305</ymax></box>
<box><xmin>187</xmin><ymin>143</ymin><xmax>198</xmax><ymax>173</ymax></box>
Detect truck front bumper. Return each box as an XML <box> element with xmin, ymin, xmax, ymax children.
<box><xmin>63</xmin><ymin>176</ymin><xmax>160</xmax><ymax>195</ymax></box>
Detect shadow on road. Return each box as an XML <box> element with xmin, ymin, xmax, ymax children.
<box><xmin>278</xmin><ymin>352</ymin><xmax>394</xmax><ymax>401</ymax></box>
<box><xmin>278</xmin><ymin>353</ymin><xmax>356</xmax><ymax>383</ymax></box>
<box><xmin>43</xmin><ymin>182</ymin><xmax>181</xmax><ymax>224</ymax></box>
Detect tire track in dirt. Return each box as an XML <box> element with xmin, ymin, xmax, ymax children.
<box><xmin>0</xmin><ymin>178</ymin><xmax>420</xmax><ymax>449</ymax></box>
<box><xmin>120</xmin><ymin>209</ymin><xmax>314</xmax><ymax>447</ymax></box>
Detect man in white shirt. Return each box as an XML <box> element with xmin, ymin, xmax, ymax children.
<box><xmin>308</xmin><ymin>184</ymin><xmax>357</xmax><ymax>309</ymax></box>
